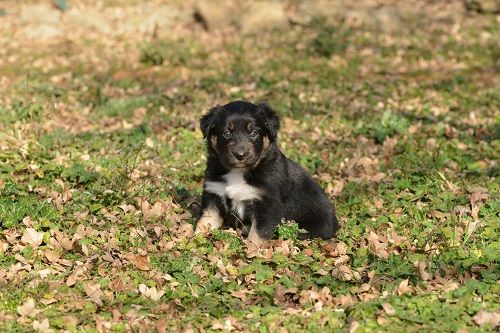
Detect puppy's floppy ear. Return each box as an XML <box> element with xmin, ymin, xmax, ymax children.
<box><xmin>200</xmin><ymin>105</ymin><xmax>223</xmax><ymax>138</ymax></box>
<box><xmin>257</xmin><ymin>102</ymin><xmax>280</xmax><ymax>138</ymax></box>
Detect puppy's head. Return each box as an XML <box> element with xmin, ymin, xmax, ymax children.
<box><xmin>200</xmin><ymin>101</ymin><xmax>280</xmax><ymax>169</ymax></box>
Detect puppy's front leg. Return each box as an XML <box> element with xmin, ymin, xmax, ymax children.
<box><xmin>195</xmin><ymin>192</ymin><xmax>224</xmax><ymax>234</ymax></box>
<box><xmin>247</xmin><ymin>202</ymin><xmax>281</xmax><ymax>244</ymax></box>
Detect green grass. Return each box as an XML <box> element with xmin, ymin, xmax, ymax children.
<box><xmin>0</xmin><ymin>2</ymin><xmax>499</xmax><ymax>332</ymax></box>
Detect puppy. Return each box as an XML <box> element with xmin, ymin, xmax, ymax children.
<box><xmin>196</xmin><ymin>101</ymin><xmax>339</xmax><ymax>243</ymax></box>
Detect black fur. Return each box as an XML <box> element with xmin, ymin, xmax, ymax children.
<box><xmin>198</xmin><ymin>100</ymin><xmax>339</xmax><ymax>240</ymax></box>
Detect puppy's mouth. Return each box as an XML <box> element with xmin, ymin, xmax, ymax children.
<box><xmin>230</xmin><ymin>161</ymin><xmax>251</xmax><ymax>168</ymax></box>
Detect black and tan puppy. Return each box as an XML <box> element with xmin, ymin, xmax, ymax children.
<box><xmin>196</xmin><ymin>101</ymin><xmax>339</xmax><ymax>243</ymax></box>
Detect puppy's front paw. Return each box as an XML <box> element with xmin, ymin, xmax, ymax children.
<box><xmin>195</xmin><ymin>208</ymin><xmax>223</xmax><ymax>234</ymax></box>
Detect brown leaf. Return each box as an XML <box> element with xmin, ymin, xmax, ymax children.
<box><xmin>139</xmin><ymin>284</ymin><xmax>165</xmax><ymax>301</ymax></box>
<box><xmin>20</xmin><ymin>228</ymin><xmax>44</xmax><ymax>247</ymax></box>
<box><xmin>299</xmin><ymin>289</ymin><xmax>320</xmax><ymax>305</ymax></box>
<box><xmin>377</xmin><ymin>316</ymin><xmax>388</xmax><ymax>325</ymax></box>
<box><xmin>84</xmin><ymin>283</ymin><xmax>103</xmax><ymax>306</ymax></box>
<box><xmin>397</xmin><ymin>279</ymin><xmax>412</xmax><ymax>295</ymax></box>
<box><xmin>231</xmin><ymin>289</ymin><xmax>252</xmax><ymax>301</ymax></box>
<box><xmin>321</xmin><ymin>242</ymin><xmax>336</xmax><ymax>253</ymax></box>
<box><xmin>175</xmin><ymin>223</ymin><xmax>194</xmax><ymax>238</ymax></box>
<box><xmin>157</xmin><ymin>318</ymin><xmax>167</xmax><ymax>333</ymax></box>
<box><xmin>473</xmin><ymin>311</ymin><xmax>500</xmax><ymax>328</ymax></box>
<box><xmin>73</xmin><ymin>210</ymin><xmax>89</xmax><ymax>220</ymax></box>
<box><xmin>443</xmin><ymin>281</ymin><xmax>459</xmax><ymax>292</ymax></box>
<box><xmin>469</xmin><ymin>186</ymin><xmax>489</xmax><ymax>205</ymax></box>
<box><xmin>374</xmin><ymin>198</ymin><xmax>384</xmax><ymax>209</ymax></box>
<box><xmin>416</xmin><ymin>261</ymin><xmax>432</xmax><ymax>281</ymax></box>
<box><xmin>32</xmin><ymin>318</ymin><xmax>50</xmax><ymax>333</ymax></box>
<box><xmin>63</xmin><ymin>315</ymin><xmax>79</xmax><ymax>328</ymax></box>
<box><xmin>470</xmin><ymin>205</ymin><xmax>480</xmax><ymax>221</ymax></box>
<box><xmin>334</xmin><ymin>255</ymin><xmax>350</xmax><ymax>266</ymax></box>
<box><xmin>109</xmin><ymin>277</ymin><xmax>125</xmax><ymax>291</ymax></box>
<box><xmin>367</xmin><ymin>231</ymin><xmax>389</xmax><ymax>260</ymax></box>
<box><xmin>40</xmin><ymin>297</ymin><xmax>57</xmax><ymax>305</ymax></box>
<box><xmin>274</xmin><ymin>285</ymin><xmax>297</xmax><ymax>304</ymax></box>
<box><xmin>125</xmin><ymin>253</ymin><xmax>150</xmax><ymax>271</ymax></box>
<box><xmin>381</xmin><ymin>303</ymin><xmax>396</xmax><ymax>316</ymax></box>
<box><xmin>327</xmin><ymin>179</ymin><xmax>344</xmax><ymax>196</ymax></box>
<box><xmin>303</xmin><ymin>248</ymin><xmax>313</xmax><ymax>256</ymax></box>
<box><xmin>66</xmin><ymin>265</ymin><xmax>87</xmax><ymax>287</ymax></box>
<box><xmin>44</xmin><ymin>249</ymin><xmax>61</xmax><ymax>263</ymax></box>
<box><xmin>348</xmin><ymin>320</ymin><xmax>359</xmax><ymax>333</ymax></box>
<box><xmin>54</xmin><ymin>230</ymin><xmax>74</xmax><ymax>250</ymax></box>
<box><xmin>17</xmin><ymin>298</ymin><xmax>39</xmax><ymax>317</ymax></box>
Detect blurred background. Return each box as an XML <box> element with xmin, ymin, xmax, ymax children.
<box><xmin>0</xmin><ymin>0</ymin><xmax>498</xmax><ymax>222</ymax></box>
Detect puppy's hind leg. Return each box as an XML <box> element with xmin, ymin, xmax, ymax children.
<box><xmin>247</xmin><ymin>202</ymin><xmax>282</xmax><ymax>244</ymax></box>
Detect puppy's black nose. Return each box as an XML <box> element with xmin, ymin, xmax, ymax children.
<box><xmin>233</xmin><ymin>150</ymin><xmax>247</xmax><ymax>161</ymax></box>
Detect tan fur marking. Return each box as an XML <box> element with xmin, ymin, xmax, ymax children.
<box><xmin>210</xmin><ymin>135</ymin><xmax>218</xmax><ymax>150</ymax></box>
<box><xmin>195</xmin><ymin>207</ymin><xmax>223</xmax><ymax>234</ymax></box>
<box><xmin>228</xmin><ymin>122</ymin><xmax>235</xmax><ymax>131</ymax></box>
<box><xmin>263</xmin><ymin>136</ymin><xmax>270</xmax><ymax>150</ymax></box>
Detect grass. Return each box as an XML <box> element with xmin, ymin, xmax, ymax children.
<box><xmin>0</xmin><ymin>1</ymin><xmax>499</xmax><ymax>332</ymax></box>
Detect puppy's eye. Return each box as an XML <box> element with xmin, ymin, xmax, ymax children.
<box><xmin>223</xmin><ymin>130</ymin><xmax>231</xmax><ymax>139</ymax></box>
<box><xmin>250</xmin><ymin>130</ymin><xmax>259</xmax><ymax>138</ymax></box>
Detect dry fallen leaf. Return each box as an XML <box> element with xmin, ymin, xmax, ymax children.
<box><xmin>334</xmin><ymin>255</ymin><xmax>350</xmax><ymax>266</ymax></box>
<box><xmin>367</xmin><ymin>231</ymin><xmax>389</xmax><ymax>259</ymax></box>
<box><xmin>212</xmin><ymin>319</ymin><xmax>235</xmax><ymax>331</ymax></box>
<box><xmin>84</xmin><ymin>283</ymin><xmax>103</xmax><ymax>306</ymax></box>
<box><xmin>54</xmin><ymin>230</ymin><xmax>74</xmax><ymax>250</ymax></box>
<box><xmin>139</xmin><ymin>284</ymin><xmax>165</xmax><ymax>301</ymax></box>
<box><xmin>17</xmin><ymin>298</ymin><xmax>39</xmax><ymax>317</ymax></box>
<box><xmin>397</xmin><ymin>279</ymin><xmax>412</xmax><ymax>295</ymax></box>
<box><xmin>38</xmin><ymin>268</ymin><xmax>52</xmax><ymax>279</ymax></box>
<box><xmin>66</xmin><ymin>265</ymin><xmax>87</xmax><ymax>287</ymax></box>
<box><xmin>44</xmin><ymin>249</ymin><xmax>60</xmax><ymax>263</ymax></box>
<box><xmin>20</xmin><ymin>228</ymin><xmax>44</xmax><ymax>247</ymax></box>
<box><xmin>473</xmin><ymin>311</ymin><xmax>500</xmax><ymax>328</ymax></box>
<box><xmin>33</xmin><ymin>318</ymin><xmax>50</xmax><ymax>333</ymax></box>
<box><xmin>157</xmin><ymin>318</ymin><xmax>167</xmax><ymax>333</ymax></box>
<box><xmin>125</xmin><ymin>253</ymin><xmax>150</xmax><ymax>271</ymax></box>
<box><xmin>416</xmin><ymin>261</ymin><xmax>432</xmax><ymax>281</ymax></box>
<box><xmin>374</xmin><ymin>198</ymin><xmax>384</xmax><ymax>209</ymax></box>
<box><xmin>382</xmin><ymin>303</ymin><xmax>396</xmax><ymax>316</ymax></box>
<box><xmin>348</xmin><ymin>320</ymin><xmax>359</xmax><ymax>333</ymax></box>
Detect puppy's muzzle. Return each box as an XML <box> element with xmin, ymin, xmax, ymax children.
<box><xmin>229</xmin><ymin>144</ymin><xmax>254</xmax><ymax>167</ymax></box>
<box><xmin>232</xmin><ymin>148</ymin><xmax>248</xmax><ymax>161</ymax></box>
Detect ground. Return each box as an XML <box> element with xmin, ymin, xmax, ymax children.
<box><xmin>0</xmin><ymin>0</ymin><xmax>499</xmax><ymax>332</ymax></box>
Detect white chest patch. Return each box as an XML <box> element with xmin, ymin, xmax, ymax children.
<box><xmin>205</xmin><ymin>169</ymin><xmax>262</xmax><ymax>219</ymax></box>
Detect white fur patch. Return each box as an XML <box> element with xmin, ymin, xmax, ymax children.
<box><xmin>205</xmin><ymin>169</ymin><xmax>262</xmax><ymax>219</ymax></box>
<box><xmin>195</xmin><ymin>207</ymin><xmax>223</xmax><ymax>234</ymax></box>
